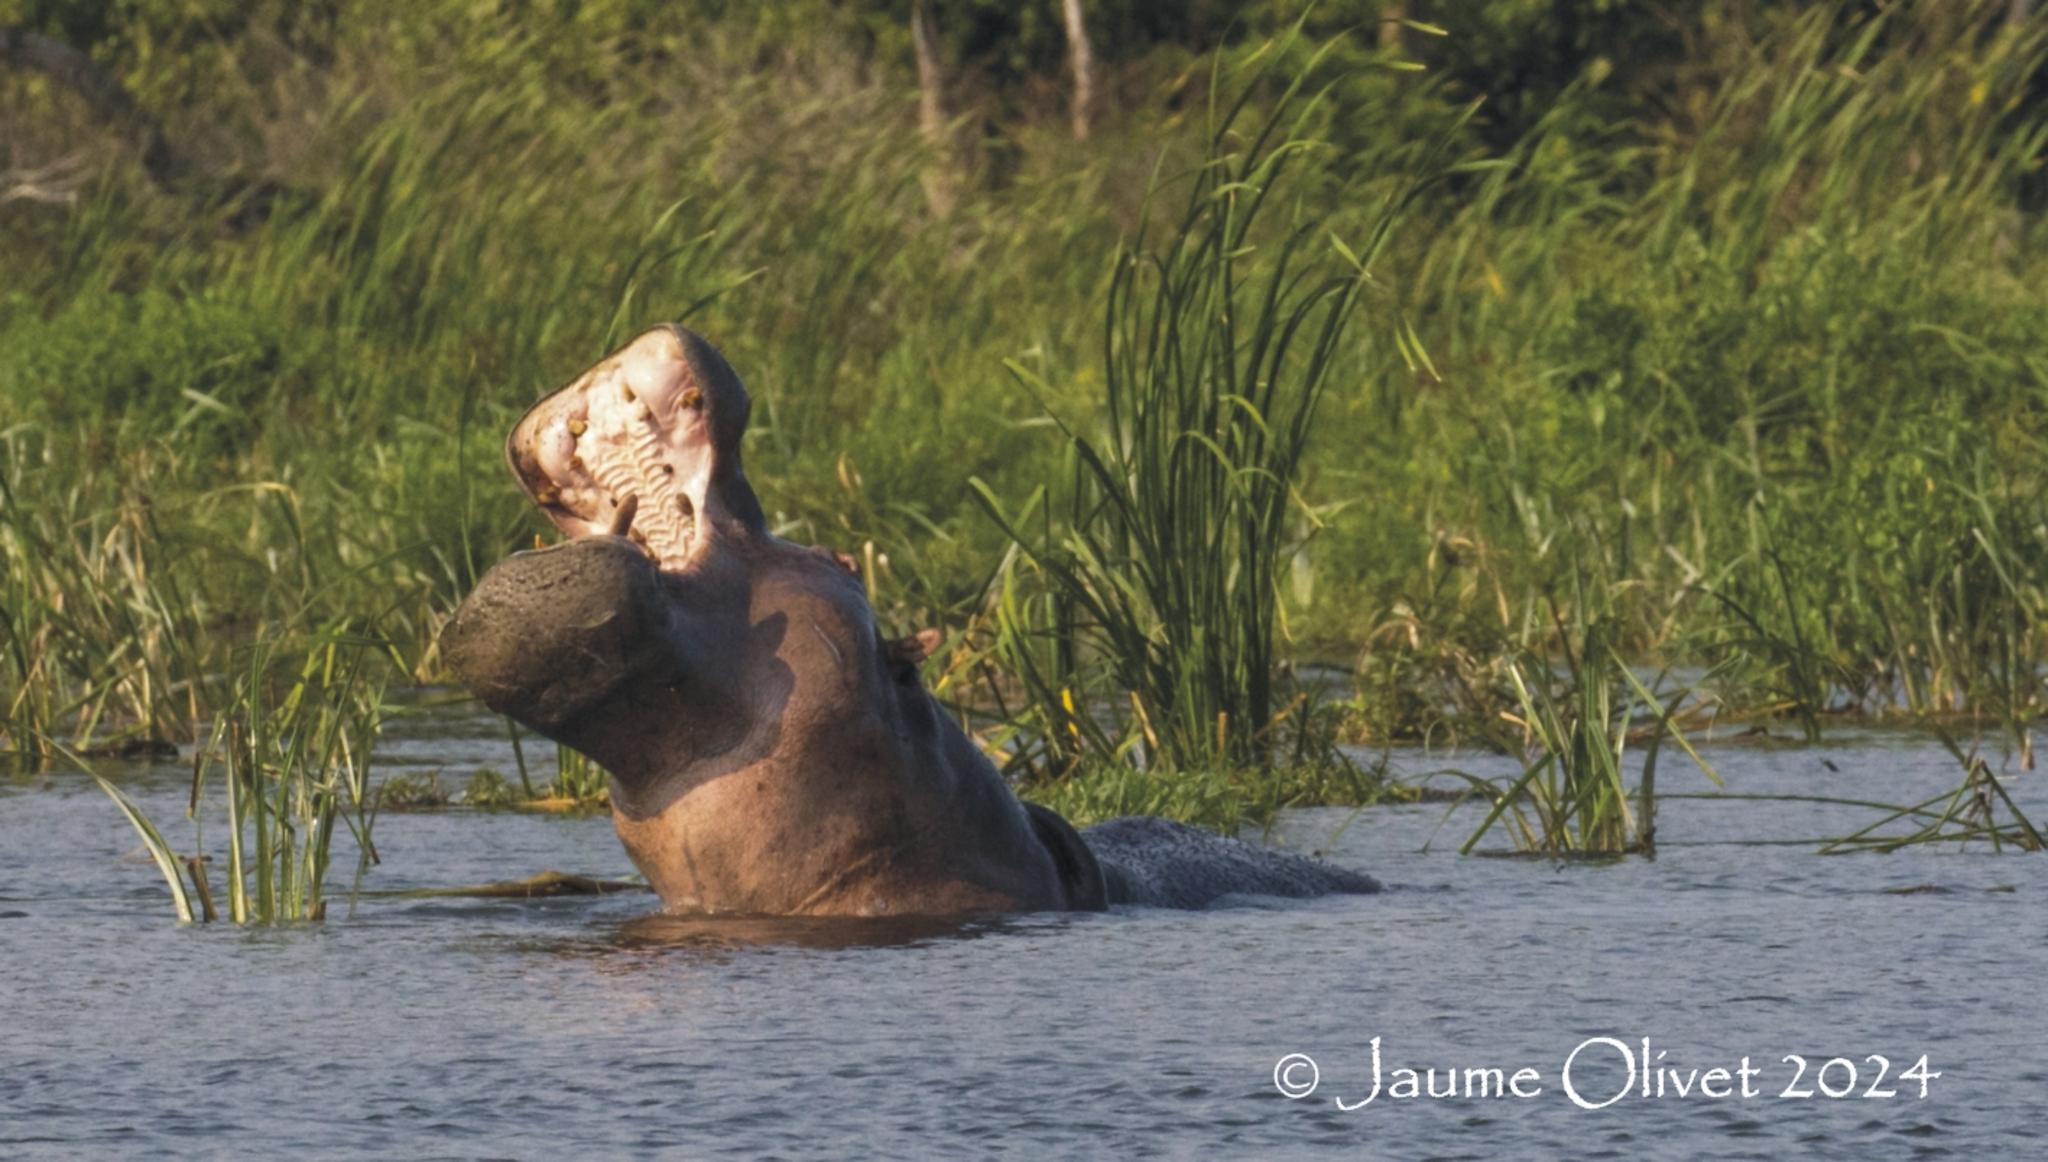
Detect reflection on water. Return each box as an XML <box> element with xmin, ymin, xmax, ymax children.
<box><xmin>612</xmin><ymin>910</ymin><xmax>1035</xmax><ymax>953</ymax></box>
<box><xmin>492</xmin><ymin>911</ymin><xmax>1042</xmax><ymax>964</ymax></box>
<box><xmin>0</xmin><ymin>708</ymin><xmax>2041</xmax><ymax>1157</ymax></box>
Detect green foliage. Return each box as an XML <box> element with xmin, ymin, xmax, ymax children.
<box><xmin>376</xmin><ymin>769</ymin><xmax>455</xmax><ymax>809</ymax></box>
<box><xmin>4</xmin><ymin>0</ymin><xmax>2047</xmax><ymax>831</ymax></box>
<box><xmin>973</xmin><ymin>27</ymin><xmax>1465</xmax><ymax>778</ymax></box>
<box><xmin>1816</xmin><ymin>728</ymin><xmax>2043</xmax><ymax>853</ymax></box>
<box><xmin>1456</xmin><ymin>593</ymin><xmax>1720</xmax><ymax>857</ymax></box>
<box><xmin>548</xmin><ymin>744</ymin><xmax>608</xmax><ymax>806</ymax></box>
<box><xmin>200</xmin><ymin>630</ymin><xmax>386</xmax><ymax>922</ymax></box>
<box><xmin>91</xmin><ymin>629</ymin><xmax>387</xmax><ymax>923</ymax></box>
<box><xmin>460</xmin><ymin>767</ymin><xmax>518</xmax><ymax>807</ymax></box>
<box><xmin>1024</xmin><ymin>754</ymin><xmax>1394</xmax><ymax>833</ymax></box>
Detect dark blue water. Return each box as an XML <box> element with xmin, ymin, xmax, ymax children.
<box><xmin>2</xmin><ymin>710</ymin><xmax>2041</xmax><ymax>1158</ymax></box>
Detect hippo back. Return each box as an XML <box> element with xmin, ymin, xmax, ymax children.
<box><xmin>1082</xmin><ymin>817</ymin><xmax>1380</xmax><ymax>909</ymax></box>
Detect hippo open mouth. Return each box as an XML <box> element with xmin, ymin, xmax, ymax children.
<box><xmin>444</xmin><ymin>325</ymin><xmax>1377</xmax><ymax>916</ymax></box>
<box><xmin>506</xmin><ymin>326</ymin><xmax>749</xmax><ymax>570</ymax></box>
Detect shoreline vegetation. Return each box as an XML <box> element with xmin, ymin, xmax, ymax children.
<box><xmin>5</xmin><ymin>2</ymin><xmax>2046</xmax><ymax>903</ymax></box>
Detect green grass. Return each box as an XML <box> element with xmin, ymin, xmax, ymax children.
<box><xmin>93</xmin><ymin>628</ymin><xmax>387</xmax><ymax>922</ymax></box>
<box><xmin>1452</xmin><ymin>578</ymin><xmax>1722</xmax><ymax>856</ymax></box>
<box><xmin>971</xmin><ymin>24</ymin><xmax>1476</xmax><ymax>782</ymax></box>
<box><xmin>4</xmin><ymin>2</ymin><xmax>2046</xmax><ymax>838</ymax></box>
<box><xmin>1023</xmin><ymin>753</ymin><xmax>1398</xmax><ymax>834</ymax></box>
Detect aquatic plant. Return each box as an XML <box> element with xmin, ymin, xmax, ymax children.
<box><xmin>1453</xmin><ymin>558</ymin><xmax>1721</xmax><ymax>856</ymax></box>
<box><xmin>1816</xmin><ymin>729</ymin><xmax>2043</xmax><ymax>854</ymax></box>
<box><xmin>0</xmin><ymin>433</ymin><xmax>210</xmax><ymax>762</ymax></box>
<box><xmin>974</xmin><ymin>25</ymin><xmax>1474</xmax><ymax>779</ymax></box>
<box><xmin>94</xmin><ymin>629</ymin><xmax>388</xmax><ymax>922</ymax></box>
<box><xmin>547</xmin><ymin>746</ymin><xmax>610</xmax><ymax>808</ymax></box>
<box><xmin>500</xmin><ymin>720</ymin><xmax>610</xmax><ymax>809</ymax></box>
<box><xmin>1025</xmin><ymin>751</ymin><xmax>1395</xmax><ymax>834</ymax></box>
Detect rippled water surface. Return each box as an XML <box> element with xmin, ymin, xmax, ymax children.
<box><xmin>2</xmin><ymin>708</ymin><xmax>2042</xmax><ymax>1159</ymax></box>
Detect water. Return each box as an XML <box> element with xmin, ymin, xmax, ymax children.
<box><xmin>2</xmin><ymin>708</ymin><xmax>2042</xmax><ymax>1158</ymax></box>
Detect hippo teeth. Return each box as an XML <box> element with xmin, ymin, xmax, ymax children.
<box><xmin>508</xmin><ymin>329</ymin><xmax>713</xmax><ymax>571</ymax></box>
<box><xmin>626</xmin><ymin>406</ymin><xmax>699</xmax><ymax>566</ymax></box>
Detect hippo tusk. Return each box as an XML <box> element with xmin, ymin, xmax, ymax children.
<box><xmin>606</xmin><ymin>493</ymin><xmax>640</xmax><ymax>539</ymax></box>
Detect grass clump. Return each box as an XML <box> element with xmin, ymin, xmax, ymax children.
<box><xmin>94</xmin><ymin>629</ymin><xmax>387</xmax><ymax>923</ymax></box>
<box><xmin>1456</xmin><ymin>611</ymin><xmax>1719</xmax><ymax>857</ymax></box>
<box><xmin>500</xmin><ymin>723</ymin><xmax>610</xmax><ymax>810</ymax></box>
<box><xmin>973</xmin><ymin>27</ymin><xmax>1465</xmax><ymax>786</ymax></box>
<box><xmin>1025</xmin><ymin>755</ymin><xmax>1397</xmax><ymax>833</ymax></box>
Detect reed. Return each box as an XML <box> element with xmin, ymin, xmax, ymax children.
<box><xmin>94</xmin><ymin>629</ymin><xmax>388</xmax><ymax>922</ymax></box>
<box><xmin>0</xmin><ymin>432</ymin><xmax>210</xmax><ymax>761</ymax></box>
<box><xmin>500</xmin><ymin>721</ymin><xmax>610</xmax><ymax>808</ymax></box>
<box><xmin>547</xmin><ymin>745</ymin><xmax>610</xmax><ymax>808</ymax></box>
<box><xmin>1815</xmin><ymin>729</ymin><xmax>2043</xmax><ymax>854</ymax></box>
<box><xmin>973</xmin><ymin>25</ymin><xmax>1473</xmax><ymax>781</ymax></box>
<box><xmin>1456</xmin><ymin>583</ymin><xmax>1721</xmax><ymax>856</ymax></box>
<box><xmin>1024</xmin><ymin>752</ymin><xmax>1394</xmax><ymax>833</ymax></box>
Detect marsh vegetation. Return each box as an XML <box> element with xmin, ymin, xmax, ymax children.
<box><xmin>4</xmin><ymin>1</ymin><xmax>2045</xmax><ymax>876</ymax></box>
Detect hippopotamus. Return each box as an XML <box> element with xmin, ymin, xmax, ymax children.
<box><xmin>441</xmin><ymin>325</ymin><xmax>1377</xmax><ymax>915</ymax></box>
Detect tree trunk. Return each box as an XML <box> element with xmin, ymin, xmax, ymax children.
<box><xmin>1380</xmin><ymin>2</ymin><xmax>1406</xmax><ymax>55</ymax></box>
<box><xmin>910</xmin><ymin>1</ymin><xmax>954</xmax><ymax>216</ymax></box>
<box><xmin>1060</xmin><ymin>0</ymin><xmax>1094</xmax><ymax>141</ymax></box>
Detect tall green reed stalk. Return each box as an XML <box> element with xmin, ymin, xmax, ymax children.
<box><xmin>95</xmin><ymin>628</ymin><xmax>387</xmax><ymax>922</ymax></box>
<box><xmin>974</xmin><ymin>32</ymin><xmax>1469</xmax><ymax>777</ymax></box>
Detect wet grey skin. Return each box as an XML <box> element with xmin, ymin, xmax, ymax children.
<box><xmin>442</xmin><ymin>324</ymin><xmax>1378</xmax><ymax>915</ymax></box>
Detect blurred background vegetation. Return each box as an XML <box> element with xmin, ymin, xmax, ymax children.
<box><xmin>4</xmin><ymin>1</ymin><xmax>2045</xmax><ymax>790</ymax></box>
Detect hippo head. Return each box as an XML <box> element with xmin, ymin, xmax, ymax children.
<box><xmin>441</xmin><ymin>326</ymin><xmax>1106</xmax><ymax>916</ymax></box>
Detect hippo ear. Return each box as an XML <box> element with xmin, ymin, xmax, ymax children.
<box><xmin>1023</xmin><ymin>802</ymin><xmax>1108</xmax><ymax>912</ymax></box>
<box><xmin>886</xmin><ymin>628</ymin><xmax>944</xmax><ymax>668</ymax></box>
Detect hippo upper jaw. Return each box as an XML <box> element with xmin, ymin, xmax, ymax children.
<box><xmin>442</xmin><ymin>323</ymin><xmax>770</xmax><ymax>755</ymax></box>
<box><xmin>505</xmin><ymin>325</ymin><xmax>764</xmax><ymax>574</ymax></box>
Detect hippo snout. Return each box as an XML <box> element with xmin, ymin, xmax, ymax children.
<box><xmin>442</xmin><ymin>536</ymin><xmax>672</xmax><ymax>734</ymax></box>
